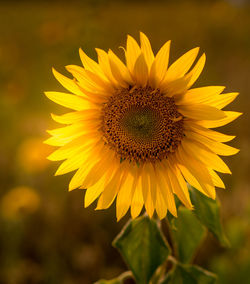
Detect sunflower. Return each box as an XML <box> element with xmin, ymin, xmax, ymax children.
<box><xmin>45</xmin><ymin>32</ymin><xmax>241</xmax><ymax>221</ymax></box>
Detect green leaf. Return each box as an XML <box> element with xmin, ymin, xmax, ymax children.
<box><xmin>170</xmin><ymin>206</ymin><xmax>206</xmax><ymax>263</ymax></box>
<box><xmin>190</xmin><ymin>187</ymin><xmax>229</xmax><ymax>247</ymax></box>
<box><xmin>113</xmin><ymin>215</ymin><xmax>171</xmax><ymax>284</ymax></box>
<box><xmin>161</xmin><ymin>262</ymin><xmax>217</xmax><ymax>284</ymax></box>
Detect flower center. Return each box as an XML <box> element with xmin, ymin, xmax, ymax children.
<box><xmin>122</xmin><ymin>107</ymin><xmax>156</xmax><ymax>140</ymax></box>
<box><xmin>101</xmin><ymin>86</ymin><xmax>184</xmax><ymax>163</ymax></box>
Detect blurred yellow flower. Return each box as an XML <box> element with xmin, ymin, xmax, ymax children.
<box><xmin>45</xmin><ymin>32</ymin><xmax>241</xmax><ymax>220</ymax></box>
<box><xmin>1</xmin><ymin>186</ymin><xmax>40</xmax><ymax>220</ymax></box>
<box><xmin>17</xmin><ymin>138</ymin><xmax>52</xmax><ymax>173</ymax></box>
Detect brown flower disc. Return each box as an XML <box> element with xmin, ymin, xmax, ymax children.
<box><xmin>101</xmin><ymin>86</ymin><xmax>184</xmax><ymax>163</ymax></box>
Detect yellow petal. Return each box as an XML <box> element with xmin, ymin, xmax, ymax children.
<box><xmin>84</xmin><ymin>69</ymin><xmax>114</xmax><ymax>92</ymax></box>
<box><xmin>52</xmin><ymin>68</ymin><xmax>83</xmax><ymax>97</ymax></box>
<box><xmin>185</xmin><ymin>122</ymin><xmax>236</xmax><ymax>142</ymax></box>
<box><xmin>201</xmin><ymin>183</ymin><xmax>216</xmax><ymax>199</ymax></box>
<box><xmin>45</xmin><ymin>129</ymin><xmax>97</xmax><ymax>147</ymax></box>
<box><xmin>126</xmin><ymin>35</ymin><xmax>141</xmax><ymax>74</ymax></box>
<box><xmin>81</xmin><ymin>149</ymin><xmax>116</xmax><ymax>188</ymax></box>
<box><xmin>197</xmin><ymin>111</ymin><xmax>242</xmax><ymax>128</ymax></box>
<box><xmin>140</xmin><ymin>32</ymin><xmax>154</xmax><ymax>70</ymax></box>
<box><xmin>148</xmin><ymin>163</ymin><xmax>157</xmax><ymax>208</ymax></box>
<box><xmin>210</xmin><ymin>92</ymin><xmax>239</xmax><ymax>109</ymax></box>
<box><xmin>84</xmin><ymin>175</ymin><xmax>106</xmax><ymax>207</ymax></box>
<box><xmin>155</xmin><ymin>189</ymin><xmax>168</xmax><ymax>220</ymax></box>
<box><xmin>208</xmin><ymin>169</ymin><xmax>225</xmax><ymax>189</ymax></box>
<box><xmin>176</xmin><ymin>146</ymin><xmax>214</xmax><ymax>186</ymax></box>
<box><xmin>48</xmin><ymin>147</ymin><xmax>79</xmax><ymax>162</ymax></box>
<box><xmin>166</xmin><ymin>160</ymin><xmax>193</xmax><ymax>209</ymax></box>
<box><xmin>66</xmin><ymin>143</ymin><xmax>104</xmax><ymax>189</ymax></box>
<box><xmin>96</xmin><ymin>48</ymin><xmax>119</xmax><ymax>87</ymax></box>
<box><xmin>79</xmin><ymin>48</ymin><xmax>106</xmax><ymax>80</ymax></box>
<box><xmin>47</xmin><ymin>136</ymin><xmax>91</xmax><ymax>161</ymax></box>
<box><xmin>164</xmin><ymin>47</ymin><xmax>200</xmax><ymax>81</ymax></box>
<box><xmin>160</xmin><ymin>73</ymin><xmax>192</xmax><ymax>96</ymax></box>
<box><xmin>181</xmin><ymin>138</ymin><xmax>231</xmax><ymax>174</ymax></box>
<box><xmin>140</xmin><ymin>166</ymin><xmax>148</xmax><ymax>203</ymax></box>
<box><xmin>185</xmin><ymin>130</ymin><xmax>239</xmax><ymax>156</ymax></box>
<box><xmin>186</xmin><ymin>53</ymin><xmax>206</xmax><ymax>88</ymax></box>
<box><xmin>177</xmin><ymin>89</ymin><xmax>238</xmax><ymax>110</ymax></box>
<box><xmin>141</xmin><ymin>164</ymin><xmax>154</xmax><ymax>218</ymax></box>
<box><xmin>66</xmin><ymin>65</ymin><xmax>112</xmax><ymax>94</ymax></box>
<box><xmin>47</xmin><ymin>123</ymin><xmax>84</xmax><ymax>138</ymax></box>
<box><xmin>178</xmin><ymin>104</ymin><xmax>226</xmax><ymax>120</ymax></box>
<box><xmin>83</xmin><ymin>160</ymin><xmax>116</xmax><ymax>204</ymax></box>
<box><xmin>149</xmin><ymin>40</ymin><xmax>171</xmax><ymax>87</ymax></box>
<box><xmin>68</xmin><ymin>160</ymin><xmax>96</xmax><ymax>191</ymax></box>
<box><xmin>55</xmin><ymin>147</ymin><xmax>90</xmax><ymax>176</ymax></box>
<box><xmin>51</xmin><ymin>109</ymin><xmax>99</xmax><ymax>125</ymax></box>
<box><xmin>177</xmin><ymin>162</ymin><xmax>215</xmax><ymax>198</ymax></box>
<box><xmin>44</xmin><ymin>134</ymin><xmax>77</xmax><ymax>147</ymax></box>
<box><xmin>46</xmin><ymin>123</ymin><xmax>87</xmax><ymax>147</ymax></box>
<box><xmin>176</xmin><ymin>86</ymin><xmax>225</xmax><ymax>105</ymax></box>
<box><xmin>156</xmin><ymin>162</ymin><xmax>177</xmax><ymax>217</ymax></box>
<box><xmin>45</xmin><ymin>91</ymin><xmax>89</xmax><ymax>111</ymax></box>
<box><xmin>96</xmin><ymin>167</ymin><xmax>123</xmax><ymax>209</ymax></box>
<box><xmin>116</xmin><ymin>172</ymin><xmax>134</xmax><ymax>221</ymax></box>
<box><xmin>108</xmin><ymin>49</ymin><xmax>132</xmax><ymax>87</ymax></box>
<box><xmin>177</xmin><ymin>162</ymin><xmax>207</xmax><ymax>195</ymax></box>
<box><xmin>66</xmin><ymin>65</ymin><xmax>101</xmax><ymax>91</ymax></box>
<box><xmin>133</xmin><ymin>53</ymin><xmax>148</xmax><ymax>86</ymax></box>
<box><xmin>74</xmin><ymin>83</ymin><xmax>107</xmax><ymax>105</ymax></box>
<box><xmin>131</xmin><ymin>175</ymin><xmax>144</xmax><ymax>219</ymax></box>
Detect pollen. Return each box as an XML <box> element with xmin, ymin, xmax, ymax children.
<box><xmin>101</xmin><ymin>86</ymin><xmax>184</xmax><ymax>163</ymax></box>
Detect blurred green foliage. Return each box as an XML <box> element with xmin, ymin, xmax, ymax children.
<box><xmin>0</xmin><ymin>0</ymin><xmax>249</xmax><ymax>283</ymax></box>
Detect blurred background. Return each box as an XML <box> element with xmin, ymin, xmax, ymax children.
<box><xmin>0</xmin><ymin>0</ymin><xmax>249</xmax><ymax>283</ymax></box>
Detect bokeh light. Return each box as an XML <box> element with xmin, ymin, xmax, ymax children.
<box><xmin>17</xmin><ymin>138</ymin><xmax>52</xmax><ymax>173</ymax></box>
<box><xmin>0</xmin><ymin>186</ymin><xmax>40</xmax><ymax>220</ymax></box>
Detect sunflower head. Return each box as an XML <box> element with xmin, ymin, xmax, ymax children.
<box><xmin>45</xmin><ymin>32</ymin><xmax>241</xmax><ymax>221</ymax></box>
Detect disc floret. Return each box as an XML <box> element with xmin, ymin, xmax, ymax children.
<box><xmin>101</xmin><ymin>86</ymin><xmax>184</xmax><ymax>163</ymax></box>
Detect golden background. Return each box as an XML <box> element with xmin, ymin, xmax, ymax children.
<box><xmin>0</xmin><ymin>0</ymin><xmax>249</xmax><ymax>283</ymax></box>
